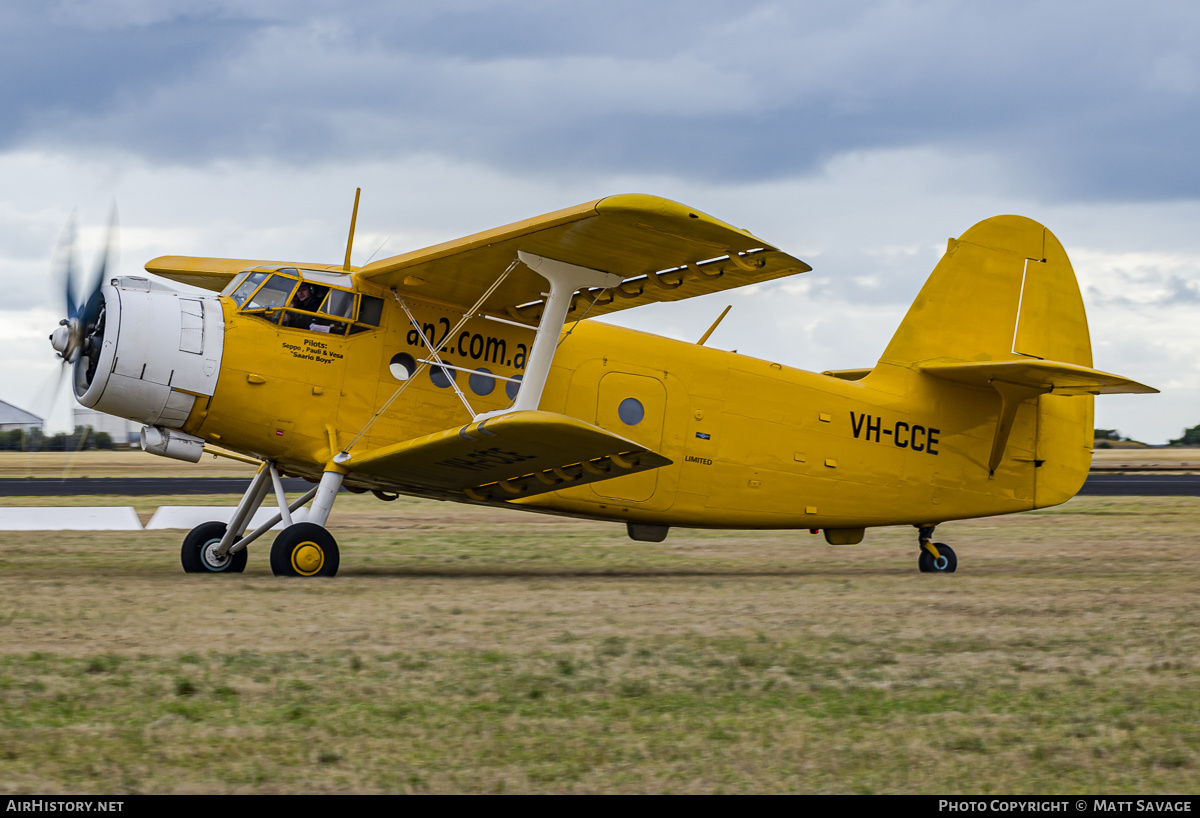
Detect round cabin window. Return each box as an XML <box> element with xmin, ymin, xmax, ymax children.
<box><xmin>389</xmin><ymin>353</ymin><xmax>416</xmax><ymax>381</ymax></box>
<box><xmin>618</xmin><ymin>397</ymin><xmax>644</xmax><ymax>426</ymax></box>
<box><xmin>469</xmin><ymin>368</ymin><xmax>496</xmax><ymax>396</ymax></box>
<box><xmin>505</xmin><ymin>374</ymin><xmax>523</xmax><ymax>401</ymax></box>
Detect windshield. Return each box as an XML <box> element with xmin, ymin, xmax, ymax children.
<box><xmin>245</xmin><ymin>275</ymin><xmax>297</xmax><ymax>310</ymax></box>
<box><xmin>221</xmin><ymin>271</ymin><xmax>250</xmax><ymax>298</ymax></box>
<box><xmin>230</xmin><ymin>272</ymin><xmax>267</xmax><ymax>307</ymax></box>
<box><xmin>232</xmin><ymin>271</ymin><xmax>383</xmax><ymax>336</ymax></box>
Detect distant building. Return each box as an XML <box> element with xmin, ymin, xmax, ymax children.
<box><xmin>73</xmin><ymin>404</ymin><xmax>141</xmax><ymax>446</ymax></box>
<box><xmin>0</xmin><ymin>400</ymin><xmax>43</xmax><ymax>434</ymax></box>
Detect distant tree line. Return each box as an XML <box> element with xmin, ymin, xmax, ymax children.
<box><xmin>0</xmin><ymin>426</ymin><xmax>114</xmax><ymax>451</ymax></box>
<box><xmin>1094</xmin><ymin>428</ymin><xmax>1128</xmax><ymax>449</ymax></box>
<box><xmin>1103</xmin><ymin>424</ymin><xmax>1200</xmax><ymax>446</ymax></box>
<box><xmin>1169</xmin><ymin>425</ymin><xmax>1200</xmax><ymax>447</ymax></box>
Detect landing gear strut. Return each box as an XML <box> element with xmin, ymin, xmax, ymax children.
<box><xmin>178</xmin><ymin>461</ymin><xmax>345</xmax><ymax>578</ymax></box>
<box><xmin>917</xmin><ymin>525</ymin><xmax>957</xmax><ymax>573</ymax></box>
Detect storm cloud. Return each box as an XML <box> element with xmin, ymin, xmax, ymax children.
<box><xmin>3</xmin><ymin>2</ymin><xmax>1200</xmax><ymax>200</ymax></box>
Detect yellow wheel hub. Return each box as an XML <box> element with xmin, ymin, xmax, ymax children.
<box><xmin>291</xmin><ymin>542</ymin><xmax>324</xmax><ymax>575</ymax></box>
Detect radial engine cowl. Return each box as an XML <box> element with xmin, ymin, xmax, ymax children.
<box><xmin>73</xmin><ymin>277</ymin><xmax>225</xmax><ymax>429</ymax></box>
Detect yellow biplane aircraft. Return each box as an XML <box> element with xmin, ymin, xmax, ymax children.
<box><xmin>50</xmin><ymin>193</ymin><xmax>1155</xmax><ymax>577</ymax></box>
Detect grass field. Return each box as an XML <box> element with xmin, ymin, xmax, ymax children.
<box><xmin>0</xmin><ymin>450</ymin><xmax>256</xmax><ymax>479</ymax></box>
<box><xmin>0</xmin><ymin>490</ymin><xmax>1197</xmax><ymax>794</ymax></box>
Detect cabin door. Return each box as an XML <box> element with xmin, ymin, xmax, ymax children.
<box><xmin>590</xmin><ymin>372</ymin><xmax>667</xmax><ymax>503</ymax></box>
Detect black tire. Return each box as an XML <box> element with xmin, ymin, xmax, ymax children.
<box><xmin>180</xmin><ymin>521</ymin><xmax>248</xmax><ymax>574</ymax></box>
<box><xmin>269</xmin><ymin>522</ymin><xmax>340</xmax><ymax>578</ymax></box>
<box><xmin>918</xmin><ymin>542</ymin><xmax>957</xmax><ymax>574</ymax></box>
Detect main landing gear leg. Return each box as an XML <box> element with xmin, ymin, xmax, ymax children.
<box><xmin>181</xmin><ymin>461</ymin><xmax>320</xmax><ymax>575</ymax></box>
<box><xmin>917</xmin><ymin>525</ymin><xmax>957</xmax><ymax>574</ymax></box>
<box><xmin>269</xmin><ymin>467</ymin><xmax>345</xmax><ymax>578</ymax></box>
<box><xmin>181</xmin><ymin>463</ymin><xmax>272</xmax><ymax>574</ymax></box>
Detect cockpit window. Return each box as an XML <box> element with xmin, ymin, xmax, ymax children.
<box><xmin>358</xmin><ymin>296</ymin><xmax>383</xmax><ymax>326</ymax></box>
<box><xmin>347</xmin><ymin>296</ymin><xmax>384</xmax><ymax>334</ymax></box>
<box><xmin>221</xmin><ymin>271</ymin><xmax>251</xmax><ymax>299</ymax></box>
<box><xmin>322</xmin><ymin>289</ymin><xmax>355</xmax><ymax>319</ymax></box>
<box><xmin>281</xmin><ymin>281</ymin><xmax>338</xmax><ymax>331</ymax></box>
<box><xmin>299</xmin><ymin>269</ymin><xmax>353</xmax><ymax>287</ymax></box>
<box><xmin>232</xmin><ymin>269</ymin><xmax>383</xmax><ymax>336</ymax></box>
<box><xmin>288</xmin><ymin>281</ymin><xmax>328</xmax><ymax>313</ymax></box>
<box><xmin>230</xmin><ymin>271</ymin><xmax>268</xmax><ymax>307</ymax></box>
<box><xmin>245</xmin><ymin>275</ymin><xmax>298</xmax><ymax>311</ymax></box>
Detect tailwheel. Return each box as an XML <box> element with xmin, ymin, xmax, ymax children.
<box><xmin>270</xmin><ymin>522</ymin><xmax>340</xmax><ymax>578</ymax></box>
<box><xmin>918</xmin><ymin>542</ymin><xmax>957</xmax><ymax>573</ymax></box>
<box><xmin>181</xmin><ymin>521</ymin><xmax>247</xmax><ymax>574</ymax></box>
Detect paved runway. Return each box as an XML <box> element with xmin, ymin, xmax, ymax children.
<box><xmin>0</xmin><ymin>473</ymin><xmax>1196</xmax><ymax>496</ymax></box>
<box><xmin>0</xmin><ymin>477</ymin><xmax>314</xmax><ymax>496</ymax></box>
<box><xmin>1076</xmin><ymin>473</ymin><xmax>1200</xmax><ymax>496</ymax></box>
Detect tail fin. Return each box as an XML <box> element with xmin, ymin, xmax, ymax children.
<box><xmin>879</xmin><ymin>214</ymin><xmax>1092</xmax><ymax>368</ymax></box>
<box><xmin>874</xmin><ymin>215</ymin><xmax>1155</xmax><ymax>508</ymax></box>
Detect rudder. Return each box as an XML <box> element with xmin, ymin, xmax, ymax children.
<box><xmin>878</xmin><ymin>215</ymin><xmax>1092</xmax><ymax>369</ymax></box>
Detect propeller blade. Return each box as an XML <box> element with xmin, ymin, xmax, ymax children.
<box><xmin>48</xmin><ymin>360</ymin><xmax>70</xmax><ymax>416</ymax></box>
<box><xmin>54</xmin><ymin>213</ymin><xmax>79</xmax><ymax>320</ymax></box>
<box><xmin>27</xmin><ymin>360</ymin><xmax>71</xmax><ymax>428</ymax></box>
<box><xmin>81</xmin><ymin>204</ymin><xmax>118</xmax><ymax>327</ymax></box>
<box><xmin>79</xmin><ymin>287</ymin><xmax>104</xmax><ymax>331</ymax></box>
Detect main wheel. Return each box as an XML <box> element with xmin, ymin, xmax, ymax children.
<box><xmin>181</xmin><ymin>521</ymin><xmax>248</xmax><ymax>574</ymax></box>
<box><xmin>270</xmin><ymin>522</ymin><xmax>340</xmax><ymax>578</ymax></box>
<box><xmin>918</xmin><ymin>542</ymin><xmax>957</xmax><ymax>573</ymax></box>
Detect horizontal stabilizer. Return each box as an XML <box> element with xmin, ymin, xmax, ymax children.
<box><xmin>340</xmin><ymin>411</ymin><xmax>672</xmax><ymax>502</ymax></box>
<box><xmin>920</xmin><ymin>360</ymin><xmax>1157</xmax><ymax>395</ymax></box>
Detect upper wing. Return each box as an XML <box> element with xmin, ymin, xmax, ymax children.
<box><xmin>142</xmin><ymin>194</ymin><xmax>811</xmax><ymax>313</ymax></box>
<box><xmin>359</xmin><ymin>193</ymin><xmax>810</xmax><ymax>321</ymax></box>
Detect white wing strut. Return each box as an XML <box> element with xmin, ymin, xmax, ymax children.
<box><xmin>480</xmin><ymin>251</ymin><xmax>622</xmax><ymax>418</ymax></box>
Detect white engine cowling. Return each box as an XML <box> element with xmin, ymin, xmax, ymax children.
<box><xmin>73</xmin><ymin>276</ymin><xmax>225</xmax><ymax>429</ymax></box>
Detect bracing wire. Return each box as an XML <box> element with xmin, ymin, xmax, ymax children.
<box><xmin>338</xmin><ymin>258</ymin><xmax>521</xmax><ymax>458</ymax></box>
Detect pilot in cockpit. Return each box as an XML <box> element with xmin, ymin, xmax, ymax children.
<box><xmin>291</xmin><ymin>282</ymin><xmax>321</xmax><ymax>312</ymax></box>
<box><xmin>283</xmin><ymin>282</ymin><xmax>331</xmax><ymax>328</ymax></box>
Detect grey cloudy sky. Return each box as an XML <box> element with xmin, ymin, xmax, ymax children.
<box><xmin>3</xmin><ymin>1</ymin><xmax>1198</xmax><ymax>442</ymax></box>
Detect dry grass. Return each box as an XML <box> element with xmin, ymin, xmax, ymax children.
<box><xmin>0</xmin><ymin>494</ymin><xmax>1197</xmax><ymax>793</ymax></box>
<box><xmin>1091</xmin><ymin>449</ymin><xmax>1200</xmax><ymax>469</ymax></box>
<box><xmin>0</xmin><ymin>450</ymin><xmax>255</xmax><ymax>479</ymax></box>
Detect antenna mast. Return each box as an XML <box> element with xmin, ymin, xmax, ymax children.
<box><xmin>342</xmin><ymin>188</ymin><xmax>361</xmax><ymax>271</ymax></box>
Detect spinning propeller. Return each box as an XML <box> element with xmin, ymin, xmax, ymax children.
<box><xmin>47</xmin><ymin>208</ymin><xmax>117</xmax><ymax>397</ymax></box>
